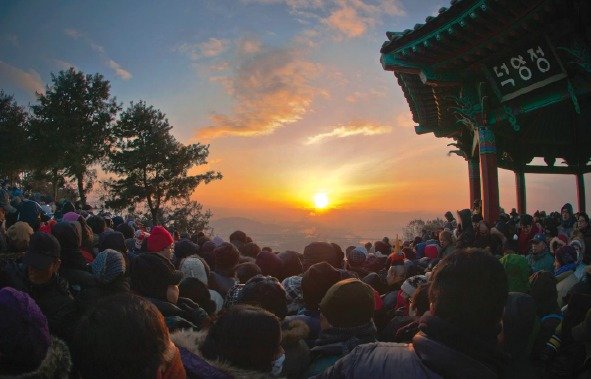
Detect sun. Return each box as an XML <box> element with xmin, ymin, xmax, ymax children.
<box><xmin>313</xmin><ymin>192</ymin><xmax>330</xmax><ymax>209</ymax></box>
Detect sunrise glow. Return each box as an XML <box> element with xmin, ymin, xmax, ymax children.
<box><xmin>313</xmin><ymin>192</ymin><xmax>330</xmax><ymax>209</ymax></box>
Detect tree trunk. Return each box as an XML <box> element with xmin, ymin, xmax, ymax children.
<box><xmin>51</xmin><ymin>168</ymin><xmax>59</xmax><ymax>202</ymax></box>
<box><xmin>150</xmin><ymin>207</ymin><xmax>159</xmax><ymax>226</ymax></box>
<box><xmin>76</xmin><ymin>173</ymin><xmax>86</xmax><ymax>207</ymax></box>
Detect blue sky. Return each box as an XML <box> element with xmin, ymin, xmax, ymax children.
<box><xmin>1</xmin><ymin>0</ymin><xmax>587</xmax><ymax>236</ymax></box>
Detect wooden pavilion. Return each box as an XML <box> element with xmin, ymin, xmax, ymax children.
<box><xmin>380</xmin><ymin>0</ymin><xmax>591</xmax><ymax>224</ymax></box>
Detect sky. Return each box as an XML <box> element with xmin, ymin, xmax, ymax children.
<box><xmin>1</xmin><ymin>0</ymin><xmax>589</xmax><ymax>242</ymax></box>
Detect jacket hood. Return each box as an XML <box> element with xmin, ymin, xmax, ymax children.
<box><xmin>0</xmin><ymin>337</ymin><xmax>71</xmax><ymax>379</ymax></box>
<box><xmin>281</xmin><ymin>319</ymin><xmax>310</xmax><ymax>347</ymax></box>
<box><xmin>171</xmin><ymin>329</ymin><xmax>277</xmax><ymax>379</ymax></box>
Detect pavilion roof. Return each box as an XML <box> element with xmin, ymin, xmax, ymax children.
<box><xmin>381</xmin><ymin>0</ymin><xmax>591</xmax><ymax>173</ymax></box>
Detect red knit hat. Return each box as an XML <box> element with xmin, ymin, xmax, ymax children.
<box><xmin>147</xmin><ymin>226</ymin><xmax>174</xmax><ymax>253</ymax></box>
<box><xmin>424</xmin><ymin>244</ymin><xmax>439</xmax><ymax>259</ymax></box>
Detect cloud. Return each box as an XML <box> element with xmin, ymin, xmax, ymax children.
<box><xmin>305</xmin><ymin>121</ymin><xmax>391</xmax><ymax>144</ymax></box>
<box><xmin>345</xmin><ymin>88</ymin><xmax>387</xmax><ymax>103</ymax></box>
<box><xmin>0</xmin><ymin>61</ymin><xmax>45</xmax><ymax>95</ymax></box>
<box><xmin>200</xmin><ymin>38</ymin><xmax>228</xmax><ymax>57</ymax></box>
<box><xmin>106</xmin><ymin>59</ymin><xmax>132</xmax><ymax>80</ymax></box>
<box><xmin>64</xmin><ymin>28</ymin><xmax>82</xmax><ymax>39</ymax></box>
<box><xmin>53</xmin><ymin>59</ymin><xmax>78</xmax><ymax>71</ymax></box>
<box><xmin>196</xmin><ymin>46</ymin><xmax>321</xmax><ymax>139</ymax></box>
<box><xmin>62</xmin><ymin>29</ymin><xmax>131</xmax><ymax>80</ymax></box>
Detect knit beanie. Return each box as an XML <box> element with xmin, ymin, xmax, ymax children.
<box><xmin>213</xmin><ymin>242</ymin><xmax>240</xmax><ymax>270</ymax></box>
<box><xmin>320</xmin><ymin>278</ymin><xmax>375</xmax><ymax>328</ymax></box>
<box><xmin>401</xmin><ymin>275</ymin><xmax>428</xmax><ymax>298</ymax></box>
<box><xmin>301</xmin><ymin>262</ymin><xmax>343</xmax><ymax>310</ymax></box>
<box><xmin>277</xmin><ymin>251</ymin><xmax>303</xmax><ymax>278</ymax></box>
<box><xmin>0</xmin><ymin>287</ymin><xmax>51</xmax><ymax>370</ymax></box>
<box><xmin>174</xmin><ymin>238</ymin><xmax>199</xmax><ymax>261</ymax></box>
<box><xmin>91</xmin><ymin>249</ymin><xmax>126</xmax><ymax>283</ymax></box>
<box><xmin>180</xmin><ymin>256</ymin><xmax>209</xmax><ymax>285</ymax></box>
<box><xmin>555</xmin><ymin>245</ymin><xmax>577</xmax><ymax>266</ymax></box>
<box><xmin>6</xmin><ymin>221</ymin><xmax>34</xmax><ymax>251</ymax></box>
<box><xmin>146</xmin><ymin>226</ymin><xmax>174</xmax><ymax>253</ymax></box>
<box><xmin>424</xmin><ymin>244</ymin><xmax>440</xmax><ymax>259</ymax></box>
<box><xmin>61</xmin><ymin>212</ymin><xmax>80</xmax><ymax>223</ymax></box>
<box><xmin>303</xmin><ymin>242</ymin><xmax>340</xmax><ymax>270</ymax></box>
<box><xmin>347</xmin><ymin>246</ymin><xmax>368</xmax><ymax>266</ymax></box>
<box><xmin>282</xmin><ymin>275</ymin><xmax>304</xmax><ymax>310</ymax></box>
<box><xmin>499</xmin><ymin>254</ymin><xmax>531</xmax><ymax>293</ymax></box>
<box><xmin>255</xmin><ymin>251</ymin><xmax>283</xmax><ymax>279</ymax></box>
<box><xmin>99</xmin><ymin>231</ymin><xmax>127</xmax><ymax>253</ymax></box>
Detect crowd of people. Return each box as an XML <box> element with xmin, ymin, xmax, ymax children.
<box><xmin>2</xmin><ymin>187</ymin><xmax>591</xmax><ymax>378</ymax></box>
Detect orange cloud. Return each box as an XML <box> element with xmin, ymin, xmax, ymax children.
<box><xmin>305</xmin><ymin>121</ymin><xmax>391</xmax><ymax>144</ymax></box>
<box><xmin>106</xmin><ymin>59</ymin><xmax>132</xmax><ymax>80</ymax></box>
<box><xmin>0</xmin><ymin>61</ymin><xmax>44</xmax><ymax>95</ymax></box>
<box><xmin>196</xmin><ymin>46</ymin><xmax>321</xmax><ymax>139</ymax></box>
<box><xmin>325</xmin><ymin>6</ymin><xmax>367</xmax><ymax>37</ymax></box>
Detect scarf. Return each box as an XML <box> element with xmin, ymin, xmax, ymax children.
<box><xmin>554</xmin><ymin>262</ymin><xmax>577</xmax><ymax>277</ymax></box>
<box><xmin>418</xmin><ymin>315</ymin><xmax>509</xmax><ymax>376</ymax></box>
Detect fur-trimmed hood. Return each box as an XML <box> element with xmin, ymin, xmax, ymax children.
<box><xmin>0</xmin><ymin>337</ymin><xmax>72</xmax><ymax>379</ymax></box>
<box><xmin>281</xmin><ymin>319</ymin><xmax>310</xmax><ymax>347</ymax></box>
<box><xmin>171</xmin><ymin>329</ymin><xmax>279</xmax><ymax>379</ymax></box>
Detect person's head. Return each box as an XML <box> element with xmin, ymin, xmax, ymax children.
<box><xmin>23</xmin><ymin>232</ymin><xmax>61</xmax><ymax>285</ymax></box>
<box><xmin>90</xmin><ymin>249</ymin><xmax>126</xmax><ymax>284</ymax></box>
<box><xmin>320</xmin><ymin>278</ymin><xmax>375</xmax><ymax>329</ymax></box>
<box><xmin>530</xmin><ymin>233</ymin><xmax>547</xmax><ymax>254</ymax></box>
<box><xmin>554</xmin><ymin>245</ymin><xmax>577</xmax><ymax>269</ymax></box>
<box><xmin>499</xmin><ymin>254</ymin><xmax>531</xmax><ymax>293</ymax></box>
<box><xmin>401</xmin><ymin>275</ymin><xmax>428</xmax><ymax>300</ymax></box>
<box><xmin>302</xmin><ymin>242</ymin><xmax>341</xmax><ymax>270</ymax></box>
<box><xmin>130</xmin><ymin>253</ymin><xmax>184</xmax><ymax>303</ymax></box>
<box><xmin>520</xmin><ymin>214</ymin><xmax>533</xmax><ymax>233</ymax></box>
<box><xmin>561</xmin><ymin>203</ymin><xmax>574</xmax><ymax>222</ymax></box>
<box><xmin>213</xmin><ymin>242</ymin><xmax>240</xmax><ymax>273</ymax></box>
<box><xmin>229</xmin><ymin>230</ymin><xmax>248</xmax><ymax>249</ymax></box>
<box><xmin>570</xmin><ymin>239</ymin><xmax>585</xmax><ymax>263</ymax></box>
<box><xmin>529</xmin><ymin>271</ymin><xmax>559</xmax><ymax>316</ymax></box>
<box><xmin>235</xmin><ymin>262</ymin><xmax>262</xmax><ymax>284</ymax></box>
<box><xmin>99</xmin><ymin>231</ymin><xmax>127</xmax><ymax>254</ymax></box>
<box><xmin>179</xmin><ymin>277</ymin><xmax>216</xmax><ymax>316</ymax></box>
<box><xmin>201</xmin><ymin>305</ymin><xmax>281</xmax><ymax>373</ymax></box>
<box><xmin>146</xmin><ymin>226</ymin><xmax>174</xmax><ymax>259</ymax></box>
<box><xmin>0</xmin><ymin>287</ymin><xmax>55</xmax><ymax>374</ymax></box>
<box><xmin>301</xmin><ymin>262</ymin><xmax>343</xmax><ymax>311</ymax></box>
<box><xmin>444</xmin><ymin>211</ymin><xmax>454</xmax><ymax>222</ymax></box>
<box><xmin>438</xmin><ymin>230</ymin><xmax>452</xmax><ymax>249</ymax></box>
<box><xmin>255</xmin><ymin>251</ymin><xmax>283</xmax><ymax>279</ymax></box>
<box><xmin>173</xmin><ymin>238</ymin><xmax>199</xmax><ymax>262</ymax></box>
<box><xmin>116</xmin><ymin>222</ymin><xmax>135</xmax><ymax>239</ymax></box>
<box><xmin>429</xmin><ymin>248</ymin><xmax>508</xmax><ymax>339</ymax></box>
<box><xmin>237</xmin><ymin>275</ymin><xmax>288</xmax><ymax>320</ymax></box>
<box><xmin>239</xmin><ymin>242</ymin><xmax>261</xmax><ymax>259</ymax></box>
<box><xmin>346</xmin><ymin>246</ymin><xmax>368</xmax><ymax>267</ymax></box>
<box><xmin>72</xmin><ymin>294</ymin><xmax>182</xmax><ymax>379</ymax></box>
<box><xmin>179</xmin><ymin>255</ymin><xmax>210</xmax><ymax>286</ymax></box>
<box><xmin>6</xmin><ymin>221</ymin><xmax>34</xmax><ymax>252</ymax></box>
<box><xmin>277</xmin><ymin>250</ymin><xmax>303</xmax><ymax>279</ymax></box>
<box><xmin>86</xmin><ymin>215</ymin><xmax>106</xmax><ymax>235</ymax></box>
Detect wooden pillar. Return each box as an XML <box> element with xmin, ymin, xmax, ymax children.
<box><xmin>479</xmin><ymin>128</ymin><xmax>500</xmax><ymax>225</ymax></box>
<box><xmin>515</xmin><ymin>170</ymin><xmax>526</xmax><ymax>215</ymax></box>
<box><xmin>577</xmin><ymin>173</ymin><xmax>586</xmax><ymax>213</ymax></box>
<box><xmin>468</xmin><ymin>157</ymin><xmax>481</xmax><ymax>209</ymax></box>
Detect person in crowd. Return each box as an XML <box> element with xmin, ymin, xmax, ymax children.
<box><xmin>72</xmin><ymin>293</ymin><xmax>186</xmax><ymax>379</ymax></box>
<box><xmin>518</xmin><ymin>214</ymin><xmax>540</xmax><ymax>255</ymax></box>
<box><xmin>303</xmin><ymin>242</ymin><xmax>343</xmax><ymax>271</ymax></box>
<box><xmin>239</xmin><ymin>241</ymin><xmax>261</xmax><ymax>260</ymax></box>
<box><xmin>255</xmin><ymin>250</ymin><xmax>283</xmax><ymax>280</ymax></box>
<box><xmin>229</xmin><ymin>230</ymin><xmax>248</xmax><ymax>252</ymax></box>
<box><xmin>500</xmin><ymin>253</ymin><xmax>531</xmax><ymax>293</ymax></box>
<box><xmin>570</xmin><ymin>238</ymin><xmax>588</xmax><ymax>281</ymax></box>
<box><xmin>306</xmin><ymin>278</ymin><xmax>377</xmax><ymax>377</ymax></box>
<box><xmin>393</xmin><ymin>282</ymin><xmax>431</xmax><ymax>343</ymax></box>
<box><xmin>6</xmin><ymin>195</ymin><xmax>50</xmax><ymax>231</ymax></box>
<box><xmin>438</xmin><ymin>230</ymin><xmax>454</xmax><ymax>258</ymax></box>
<box><xmin>179</xmin><ymin>254</ymin><xmax>224</xmax><ymax>313</ymax></box>
<box><xmin>314</xmin><ymin>248</ymin><xmax>509</xmax><ymax>378</ymax></box>
<box><xmin>130</xmin><ymin>252</ymin><xmax>208</xmax><ymax>330</ymax></box>
<box><xmin>78</xmin><ymin>249</ymin><xmax>129</xmax><ymax>311</ymax></box>
<box><xmin>554</xmin><ymin>245</ymin><xmax>579</xmax><ymax>308</ymax></box>
<box><xmin>528</xmin><ymin>271</ymin><xmax>562</xmax><ymax>362</ymax></box>
<box><xmin>526</xmin><ymin>233</ymin><xmax>555</xmax><ymax>274</ymax></box>
<box><xmin>558</xmin><ymin>203</ymin><xmax>576</xmax><ymax>239</ymax></box>
<box><xmin>3</xmin><ymin>221</ymin><xmax>33</xmax><ymax>262</ymax></box>
<box><xmin>443</xmin><ymin>211</ymin><xmax>457</xmax><ymax>231</ymax></box>
<box><xmin>278</xmin><ymin>250</ymin><xmax>303</xmax><ymax>281</ymax></box>
<box><xmin>2</xmin><ymin>232</ymin><xmax>79</xmax><ymax>343</ymax></box>
<box><xmin>236</xmin><ymin>275</ymin><xmax>288</xmax><ymax>320</ymax></box>
<box><xmin>575</xmin><ymin>212</ymin><xmax>591</xmax><ymax>263</ymax></box>
<box><xmin>146</xmin><ymin>225</ymin><xmax>175</xmax><ymax>260</ymax></box>
<box><xmin>177</xmin><ymin>304</ymin><xmax>284</xmax><ymax>377</ymax></box>
<box><xmin>209</xmin><ymin>242</ymin><xmax>239</xmax><ymax>297</ymax></box>
<box><xmin>345</xmin><ymin>245</ymin><xmax>370</xmax><ymax>278</ymax></box>
<box><xmin>283</xmin><ymin>274</ymin><xmax>304</xmax><ymax>315</ymax></box>
<box><xmin>0</xmin><ymin>287</ymin><xmax>72</xmax><ymax>377</ymax></box>
<box><xmin>455</xmin><ymin>209</ymin><xmax>475</xmax><ymax>248</ymax></box>
<box><xmin>178</xmin><ymin>277</ymin><xmax>217</xmax><ymax>316</ymax></box>
<box><xmin>51</xmin><ymin>221</ymin><xmax>96</xmax><ymax>297</ymax></box>
<box><xmin>173</xmin><ymin>238</ymin><xmax>199</xmax><ymax>269</ymax></box>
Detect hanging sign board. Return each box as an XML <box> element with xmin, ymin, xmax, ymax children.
<box><xmin>484</xmin><ymin>36</ymin><xmax>566</xmax><ymax>102</ymax></box>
